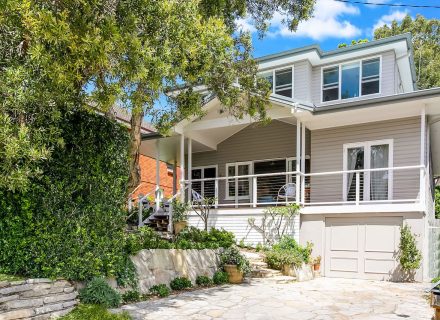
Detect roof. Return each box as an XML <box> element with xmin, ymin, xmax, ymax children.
<box><xmin>110</xmin><ymin>106</ymin><xmax>155</xmax><ymax>133</ymax></box>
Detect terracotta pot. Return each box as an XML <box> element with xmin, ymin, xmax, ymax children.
<box><xmin>224</xmin><ymin>264</ymin><xmax>243</xmax><ymax>284</ymax></box>
<box><xmin>313</xmin><ymin>263</ymin><xmax>320</xmax><ymax>271</ymax></box>
<box><xmin>173</xmin><ymin>221</ymin><xmax>188</xmax><ymax>235</ymax></box>
<box><xmin>281</xmin><ymin>264</ymin><xmax>295</xmax><ymax>276</ymax></box>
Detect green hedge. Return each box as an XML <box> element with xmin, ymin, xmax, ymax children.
<box><xmin>0</xmin><ymin>110</ymin><xmax>130</xmax><ymax>281</ymax></box>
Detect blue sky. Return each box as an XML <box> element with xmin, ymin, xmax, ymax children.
<box><xmin>237</xmin><ymin>0</ymin><xmax>440</xmax><ymax>58</ymax></box>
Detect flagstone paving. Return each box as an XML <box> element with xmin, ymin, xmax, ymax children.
<box><xmin>114</xmin><ymin>277</ymin><xmax>433</xmax><ymax>319</ymax></box>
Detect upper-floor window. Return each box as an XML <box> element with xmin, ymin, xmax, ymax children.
<box><xmin>322</xmin><ymin>57</ymin><xmax>380</xmax><ymax>102</ymax></box>
<box><xmin>259</xmin><ymin>67</ymin><xmax>293</xmax><ymax>99</ymax></box>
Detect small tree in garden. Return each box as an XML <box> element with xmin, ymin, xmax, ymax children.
<box><xmin>192</xmin><ymin>197</ymin><xmax>216</xmax><ymax>231</ymax></box>
<box><xmin>398</xmin><ymin>224</ymin><xmax>422</xmax><ymax>281</ymax></box>
<box><xmin>248</xmin><ymin>204</ymin><xmax>299</xmax><ymax>245</ymax></box>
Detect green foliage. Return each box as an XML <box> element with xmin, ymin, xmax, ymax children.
<box><xmin>174</xmin><ymin>227</ymin><xmax>235</xmax><ymax>249</ymax></box>
<box><xmin>435</xmin><ymin>186</ymin><xmax>440</xmax><ymax>219</ymax></box>
<box><xmin>264</xmin><ymin>236</ymin><xmax>313</xmax><ymax>270</ymax></box>
<box><xmin>60</xmin><ymin>304</ymin><xmax>131</xmax><ymax>320</ymax></box>
<box><xmin>432</xmin><ymin>276</ymin><xmax>440</xmax><ymax>284</ymax></box>
<box><xmin>213</xmin><ymin>271</ymin><xmax>229</xmax><ymax>285</ymax></box>
<box><xmin>220</xmin><ymin>246</ymin><xmax>252</xmax><ymax>275</ymax></box>
<box><xmin>150</xmin><ymin>284</ymin><xmax>171</xmax><ymax>298</ymax></box>
<box><xmin>338</xmin><ymin>39</ymin><xmax>369</xmax><ymax>48</ymax></box>
<box><xmin>172</xmin><ymin>199</ymin><xmax>190</xmax><ymax>223</ymax></box>
<box><xmin>0</xmin><ymin>273</ymin><xmax>23</xmax><ymax>282</ymax></box>
<box><xmin>0</xmin><ymin>111</ymin><xmax>131</xmax><ymax>281</ymax></box>
<box><xmin>79</xmin><ymin>278</ymin><xmax>122</xmax><ymax>308</ymax></box>
<box><xmin>121</xmin><ymin>290</ymin><xmax>142</xmax><ymax>304</ymax></box>
<box><xmin>398</xmin><ymin>224</ymin><xmax>422</xmax><ymax>272</ymax></box>
<box><xmin>170</xmin><ymin>277</ymin><xmax>192</xmax><ymax>291</ymax></box>
<box><xmin>374</xmin><ymin>15</ymin><xmax>440</xmax><ymax>89</ymax></box>
<box><xmin>196</xmin><ymin>275</ymin><xmax>213</xmax><ymax>287</ymax></box>
<box><xmin>115</xmin><ymin>257</ymin><xmax>138</xmax><ymax>289</ymax></box>
<box><xmin>125</xmin><ymin>227</ymin><xmax>173</xmax><ymax>255</ymax></box>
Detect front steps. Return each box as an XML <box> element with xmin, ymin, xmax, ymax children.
<box><xmin>240</xmin><ymin>250</ymin><xmax>295</xmax><ymax>281</ymax></box>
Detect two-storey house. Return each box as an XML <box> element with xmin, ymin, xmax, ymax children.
<box><xmin>139</xmin><ymin>34</ymin><xmax>440</xmax><ymax>282</ymax></box>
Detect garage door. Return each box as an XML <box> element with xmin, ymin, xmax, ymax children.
<box><xmin>325</xmin><ymin>217</ymin><xmax>402</xmax><ymax>280</ymax></box>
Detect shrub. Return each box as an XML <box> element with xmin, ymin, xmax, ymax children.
<box><xmin>265</xmin><ymin>250</ymin><xmax>303</xmax><ymax>270</ymax></box>
<box><xmin>196</xmin><ymin>275</ymin><xmax>213</xmax><ymax>287</ymax></box>
<box><xmin>432</xmin><ymin>276</ymin><xmax>440</xmax><ymax>284</ymax></box>
<box><xmin>272</xmin><ymin>236</ymin><xmax>313</xmax><ymax>263</ymax></box>
<box><xmin>174</xmin><ymin>227</ymin><xmax>235</xmax><ymax>249</ymax></box>
<box><xmin>0</xmin><ymin>111</ymin><xmax>131</xmax><ymax>281</ymax></box>
<box><xmin>398</xmin><ymin>224</ymin><xmax>422</xmax><ymax>272</ymax></box>
<box><xmin>121</xmin><ymin>290</ymin><xmax>141</xmax><ymax>304</ymax></box>
<box><xmin>150</xmin><ymin>284</ymin><xmax>171</xmax><ymax>297</ymax></box>
<box><xmin>172</xmin><ymin>199</ymin><xmax>190</xmax><ymax>222</ymax></box>
<box><xmin>125</xmin><ymin>226</ymin><xmax>173</xmax><ymax>254</ymax></box>
<box><xmin>79</xmin><ymin>278</ymin><xmax>121</xmax><ymax>308</ymax></box>
<box><xmin>60</xmin><ymin>304</ymin><xmax>131</xmax><ymax>320</ymax></box>
<box><xmin>213</xmin><ymin>271</ymin><xmax>229</xmax><ymax>285</ymax></box>
<box><xmin>220</xmin><ymin>246</ymin><xmax>251</xmax><ymax>275</ymax></box>
<box><xmin>170</xmin><ymin>277</ymin><xmax>192</xmax><ymax>290</ymax></box>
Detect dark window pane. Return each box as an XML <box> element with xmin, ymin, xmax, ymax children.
<box><xmin>362</xmin><ymin>80</ymin><xmax>379</xmax><ymax>95</ymax></box>
<box><xmin>341</xmin><ymin>62</ymin><xmax>360</xmax><ymax>99</ymax></box>
<box><xmin>275</xmin><ymin>68</ymin><xmax>292</xmax><ymax>97</ymax></box>
<box><xmin>323</xmin><ymin>67</ymin><xmax>339</xmax><ymax>85</ymax></box>
<box><xmin>323</xmin><ymin>88</ymin><xmax>338</xmax><ymax>101</ymax></box>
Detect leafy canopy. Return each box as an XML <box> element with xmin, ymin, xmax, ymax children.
<box><xmin>374</xmin><ymin>14</ymin><xmax>440</xmax><ymax>89</ymax></box>
<box><xmin>0</xmin><ymin>0</ymin><xmax>316</xmax><ymax>192</ymax></box>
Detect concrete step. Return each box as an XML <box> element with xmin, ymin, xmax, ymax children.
<box><xmin>251</xmin><ymin>268</ymin><xmax>283</xmax><ymax>278</ymax></box>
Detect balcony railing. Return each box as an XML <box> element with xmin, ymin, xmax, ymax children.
<box><xmin>182</xmin><ymin>165</ymin><xmax>425</xmax><ymax>208</ymax></box>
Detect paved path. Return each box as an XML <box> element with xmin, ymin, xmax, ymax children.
<box><xmin>115</xmin><ymin>277</ymin><xmax>433</xmax><ymax>319</ymax></box>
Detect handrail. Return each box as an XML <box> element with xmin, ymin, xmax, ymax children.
<box><xmin>165</xmin><ymin>185</ymin><xmax>189</xmax><ymax>203</ymax></box>
<box><xmin>181</xmin><ymin>165</ymin><xmax>425</xmax><ymax>183</ymax></box>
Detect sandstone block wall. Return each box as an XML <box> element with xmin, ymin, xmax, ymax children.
<box><xmin>0</xmin><ymin>279</ymin><xmax>78</xmax><ymax>320</ymax></box>
<box><xmin>131</xmin><ymin>249</ymin><xmax>221</xmax><ymax>294</ymax></box>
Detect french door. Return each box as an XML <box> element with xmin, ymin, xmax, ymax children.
<box><xmin>343</xmin><ymin>140</ymin><xmax>393</xmax><ymax>202</ymax></box>
<box><xmin>191</xmin><ymin>166</ymin><xmax>217</xmax><ymax>199</ymax></box>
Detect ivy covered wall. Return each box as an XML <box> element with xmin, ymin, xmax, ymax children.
<box><xmin>0</xmin><ymin>110</ymin><xmax>130</xmax><ymax>281</ymax></box>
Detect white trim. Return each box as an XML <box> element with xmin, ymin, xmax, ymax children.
<box><xmin>187</xmin><ymin>138</ymin><xmax>192</xmax><ymax>201</ymax></box>
<box><xmin>225</xmin><ymin>162</ymin><xmax>253</xmax><ymax>200</ymax></box>
<box><xmin>321</xmin><ymin>55</ymin><xmax>382</xmax><ymax>104</ymax></box>
<box><xmin>259</xmin><ymin>65</ymin><xmax>294</xmax><ymax>100</ymax></box>
<box><xmin>180</xmin><ymin>134</ymin><xmax>185</xmax><ymax>201</ymax></box>
<box><xmin>342</xmin><ymin>138</ymin><xmax>394</xmax><ymax>202</ymax></box>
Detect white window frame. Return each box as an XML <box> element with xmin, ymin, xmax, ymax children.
<box><xmin>342</xmin><ymin>139</ymin><xmax>393</xmax><ymax>202</ymax></box>
<box><xmin>225</xmin><ymin>162</ymin><xmax>253</xmax><ymax>200</ymax></box>
<box><xmin>191</xmin><ymin>165</ymin><xmax>218</xmax><ymax>197</ymax></box>
<box><xmin>259</xmin><ymin>66</ymin><xmax>294</xmax><ymax>100</ymax></box>
<box><xmin>321</xmin><ymin>55</ymin><xmax>382</xmax><ymax>104</ymax></box>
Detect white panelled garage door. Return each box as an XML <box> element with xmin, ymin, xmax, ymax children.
<box><xmin>325</xmin><ymin>217</ymin><xmax>402</xmax><ymax>280</ymax></box>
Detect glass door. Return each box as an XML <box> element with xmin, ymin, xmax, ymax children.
<box><xmin>191</xmin><ymin>166</ymin><xmax>217</xmax><ymax>199</ymax></box>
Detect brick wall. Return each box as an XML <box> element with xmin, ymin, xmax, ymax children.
<box><xmin>132</xmin><ymin>155</ymin><xmax>181</xmax><ymax>200</ymax></box>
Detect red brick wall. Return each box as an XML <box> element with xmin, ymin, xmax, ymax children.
<box><xmin>132</xmin><ymin>155</ymin><xmax>180</xmax><ymax>200</ymax></box>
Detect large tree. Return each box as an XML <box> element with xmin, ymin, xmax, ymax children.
<box><xmin>374</xmin><ymin>14</ymin><xmax>440</xmax><ymax>90</ymax></box>
<box><xmin>0</xmin><ymin>0</ymin><xmax>316</xmax><ymax>193</ymax></box>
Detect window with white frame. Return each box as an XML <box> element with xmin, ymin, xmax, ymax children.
<box><xmin>322</xmin><ymin>57</ymin><xmax>380</xmax><ymax>102</ymax></box>
<box><xmin>226</xmin><ymin>162</ymin><xmax>252</xmax><ymax>199</ymax></box>
<box><xmin>259</xmin><ymin>67</ymin><xmax>293</xmax><ymax>98</ymax></box>
<box><xmin>343</xmin><ymin>139</ymin><xmax>393</xmax><ymax>202</ymax></box>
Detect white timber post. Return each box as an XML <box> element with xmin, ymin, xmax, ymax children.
<box><xmin>301</xmin><ymin>123</ymin><xmax>306</xmax><ymax>204</ymax></box>
<box><xmin>420</xmin><ymin>106</ymin><xmax>429</xmax><ymax>281</ymax></box>
<box><xmin>295</xmin><ymin>119</ymin><xmax>301</xmax><ymax>244</ymax></box>
<box><xmin>355</xmin><ymin>172</ymin><xmax>360</xmax><ymax>205</ymax></box>
<box><xmin>187</xmin><ymin>138</ymin><xmax>192</xmax><ymax>202</ymax></box>
<box><xmin>180</xmin><ymin>134</ymin><xmax>185</xmax><ymax>202</ymax></box>
<box><xmin>155</xmin><ymin>139</ymin><xmax>161</xmax><ymax>212</ymax></box>
<box><xmin>252</xmin><ymin>177</ymin><xmax>257</xmax><ymax>208</ymax></box>
<box><xmin>172</xmin><ymin>159</ymin><xmax>177</xmax><ymax>196</ymax></box>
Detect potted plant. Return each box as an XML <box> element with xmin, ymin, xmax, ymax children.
<box><xmin>220</xmin><ymin>246</ymin><xmax>251</xmax><ymax>284</ymax></box>
<box><xmin>312</xmin><ymin>256</ymin><xmax>321</xmax><ymax>271</ymax></box>
<box><xmin>172</xmin><ymin>199</ymin><xmax>190</xmax><ymax>235</ymax></box>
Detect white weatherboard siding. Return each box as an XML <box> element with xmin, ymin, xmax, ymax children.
<box><xmin>310</xmin><ymin>116</ymin><xmax>421</xmax><ymax>204</ymax></box>
<box><xmin>188</xmin><ymin>209</ymin><xmax>299</xmax><ymax>246</ymax></box>
<box><xmin>294</xmin><ymin>60</ymin><xmax>313</xmax><ymax>102</ymax></box>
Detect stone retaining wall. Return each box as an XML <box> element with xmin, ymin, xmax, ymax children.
<box><xmin>0</xmin><ymin>279</ymin><xmax>78</xmax><ymax>320</ymax></box>
<box><xmin>131</xmin><ymin>249</ymin><xmax>221</xmax><ymax>294</ymax></box>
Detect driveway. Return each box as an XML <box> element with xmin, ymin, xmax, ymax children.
<box><xmin>115</xmin><ymin>277</ymin><xmax>433</xmax><ymax>319</ymax></box>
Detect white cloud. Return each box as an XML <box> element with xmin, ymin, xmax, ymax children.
<box><xmin>372</xmin><ymin>10</ymin><xmax>408</xmax><ymax>31</ymax></box>
<box><xmin>237</xmin><ymin>0</ymin><xmax>361</xmax><ymax>41</ymax></box>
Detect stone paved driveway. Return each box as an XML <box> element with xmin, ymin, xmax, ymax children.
<box><xmin>115</xmin><ymin>277</ymin><xmax>433</xmax><ymax>319</ymax></box>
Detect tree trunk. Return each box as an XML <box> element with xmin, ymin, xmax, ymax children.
<box><xmin>127</xmin><ymin>108</ymin><xmax>144</xmax><ymax>195</ymax></box>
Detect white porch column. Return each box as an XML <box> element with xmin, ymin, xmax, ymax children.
<box><xmin>301</xmin><ymin>123</ymin><xmax>306</xmax><ymax>204</ymax></box>
<box><xmin>420</xmin><ymin>107</ymin><xmax>429</xmax><ymax>281</ymax></box>
<box><xmin>295</xmin><ymin>119</ymin><xmax>301</xmax><ymax>244</ymax></box>
<box><xmin>172</xmin><ymin>159</ymin><xmax>177</xmax><ymax>195</ymax></box>
<box><xmin>187</xmin><ymin>138</ymin><xmax>192</xmax><ymax>202</ymax></box>
<box><xmin>180</xmin><ymin>134</ymin><xmax>185</xmax><ymax>202</ymax></box>
<box><xmin>155</xmin><ymin>139</ymin><xmax>161</xmax><ymax>212</ymax></box>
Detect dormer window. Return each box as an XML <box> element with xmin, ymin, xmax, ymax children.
<box><xmin>322</xmin><ymin>57</ymin><xmax>381</xmax><ymax>102</ymax></box>
<box><xmin>259</xmin><ymin>67</ymin><xmax>293</xmax><ymax>99</ymax></box>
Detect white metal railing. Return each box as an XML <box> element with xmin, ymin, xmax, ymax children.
<box><xmin>180</xmin><ymin>165</ymin><xmax>425</xmax><ymax>208</ymax></box>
